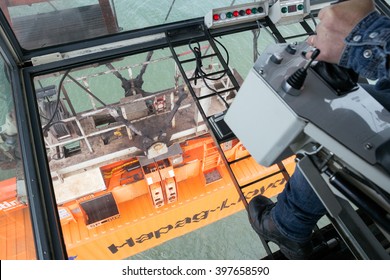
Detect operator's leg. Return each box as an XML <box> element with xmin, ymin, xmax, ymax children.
<box><xmin>248</xmin><ymin>167</ymin><xmax>326</xmax><ymax>259</ymax></box>
<box><xmin>272</xmin><ymin>167</ymin><xmax>327</xmax><ymax>241</ymax></box>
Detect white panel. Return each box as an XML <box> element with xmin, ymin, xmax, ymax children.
<box><xmin>224</xmin><ymin>69</ymin><xmax>306</xmax><ymax>166</ymax></box>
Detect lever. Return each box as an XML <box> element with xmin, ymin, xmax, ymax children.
<box><xmin>282</xmin><ymin>49</ymin><xmax>320</xmax><ymax>95</ymax></box>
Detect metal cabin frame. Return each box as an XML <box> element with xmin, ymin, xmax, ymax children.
<box><xmin>0</xmin><ymin>0</ymin><xmax>389</xmax><ymax>260</ymax></box>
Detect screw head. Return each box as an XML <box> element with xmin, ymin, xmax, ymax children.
<box><xmin>365</xmin><ymin>143</ymin><xmax>373</xmax><ymax>150</ymax></box>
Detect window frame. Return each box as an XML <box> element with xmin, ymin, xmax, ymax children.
<box><xmin>1</xmin><ymin>0</ymin><xmax>389</xmax><ymax>259</ymax></box>
<box><xmin>0</xmin><ymin>26</ymin><xmax>67</xmax><ymax>260</ymax></box>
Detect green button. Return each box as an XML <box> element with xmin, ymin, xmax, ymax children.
<box><xmin>298</xmin><ymin>4</ymin><xmax>304</xmax><ymax>10</ymax></box>
<box><xmin>281</xmin><ymin>7</ymin><xmax>288</xmax><ymax>13</ymax></box>
<box><xmin>226</xmin><ymin>12</ymin><xmax>233</xmax><ymax>18</ymax></box>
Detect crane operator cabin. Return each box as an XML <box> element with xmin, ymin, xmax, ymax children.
<box><xmin>0</xmin><ymin>0</ymin><xmax>389</xmax><ymax>260</ymax></box>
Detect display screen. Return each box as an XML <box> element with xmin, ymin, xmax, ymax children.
<box><xmin>288</xmin><ymin>5</ymin><xmax>297</xmax><ymax>13</ymax></box>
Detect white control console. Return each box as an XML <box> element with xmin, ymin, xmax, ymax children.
<box><xmin>225</xmin><ymin>42</ymin><xmax>390</xmax><ymax>190</ymax></box>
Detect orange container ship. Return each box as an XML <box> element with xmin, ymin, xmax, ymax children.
<box><xmin>0</xmin><ymin>1</ymin><xmax>295</xmax><ymax>259</ymax></box>
<box><xmin>1</xmin><ymin>133</ymin><xmax>295</xmax><ymax>260</ymax></box>
<box><xmin>1</xmin><ymin>0</ymin><xmax>389</xmax><ymax>262</ymax></box>
<box><xmin>0</xmin><ymin>56</ymin><xmax>296</xmax><ymax>259</ymax></box>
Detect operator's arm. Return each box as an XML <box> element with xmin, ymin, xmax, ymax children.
<box><xmin>307</xmin><ymin>0</ymin><xmax>390</xmax><ymax>80</ymax></box>
<box><xmin>339</xmin><ymin>11</ymin><xmax>390</xmax><ymax>80</ymax></box>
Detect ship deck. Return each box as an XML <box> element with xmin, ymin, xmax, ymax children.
<box><xmin>58</xmin><ymin>136</ymin><xmax>295</xmax><ymax>259</ymax></box>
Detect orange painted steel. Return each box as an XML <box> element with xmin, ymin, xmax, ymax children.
<box><xmin>0</xmin><ymin>135</ymin><xmax>295</xmax><ymax>259</ymax></box>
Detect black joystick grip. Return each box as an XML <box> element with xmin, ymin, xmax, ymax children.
<box><xmin>287</xmin><ymin>49</ymin><xmax>321</xmax><ymax>90</ymax></box>
<box><xmin>286</xmin><ymin>68</ymin><xmax>307</xmax><ymax>90</ymax></box>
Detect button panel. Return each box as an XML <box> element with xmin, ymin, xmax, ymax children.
<box><xmin>204</xmin><ymin>1</ymin><xmax>268</xmax><ymax>29</ymax></box>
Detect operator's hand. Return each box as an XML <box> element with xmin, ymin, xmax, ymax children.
<box><xmin>306</xmin><ymin>0</ymin><xmax>375</xmax><ymax>64</ymax></box>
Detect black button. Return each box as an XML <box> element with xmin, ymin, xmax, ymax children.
<box><xmin>285</xmin><ymin>44</ymin><xmax>297</xmax><ymax>55</ymax></box>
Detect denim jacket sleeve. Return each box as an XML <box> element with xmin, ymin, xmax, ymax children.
<box><xmin>339</xmin><ymin>11</ymin><xmax>390</xmax><ymax>81</ymax></box>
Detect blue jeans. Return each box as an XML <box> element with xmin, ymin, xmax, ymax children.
<box><xmin>271</xmin><ymin>80</ymin><xmax>390</xmax><ymax>242</ymax></box>
<box><xmin>272</xmin><ymin>167</ymin><xmax>326</xmax><ymax>242</ymax></box>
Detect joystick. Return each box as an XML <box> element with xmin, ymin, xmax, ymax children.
<box><xmin>282</xmin><ymin>49</ymin><xmax>320</xmax><ymax>95</ymax></box>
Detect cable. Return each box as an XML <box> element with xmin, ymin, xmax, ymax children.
<box><xmin>254</xmin><ymin>22</ymin><xmax>262</xmax><ymax>57</ymax></box>
<box><xmin>256</xmin><ymin>20</ymin><xmax>278</xmax><ymax>44</ymax></box>
<box><xmin>36</xmin><ymin>81</ymin><xmax>50</xmax><ymax>120</ymax></box>
<box><xmin>342</xmin><ymin>167</ymin><xmax>390</xmax><ymax>205</ymax></box>
<box><xmin>165</xmin><ymin>0</ymin><xmax>176</xmax><ymax>22</ymax></box>
<box><xmin>188</xmin><ymin>40</ymin><xmax>230</xmax><ymax>109</ymax></box>
<box><xmin>254</xmin><ymin>20</ymin><xmax>279</xmax><ymax>57</ymax></box>
<box><xmin>209</xmin><ymin>36</ymin><xmax>230</xmax><ymax>79</ymax></box>
<box><xmin>42</xmin><ymin>69</ymin><xmax>71</xmax><ymax>133</ymax></box>
<box><xmin>42</xmin><ymin>120</ymin><xmax>67</xmax><ymax>132</ymax></box>
<box><xmin>188</xmin><ymin>39</ymin><xmax>229</xmax><ymax>81</ymax></box>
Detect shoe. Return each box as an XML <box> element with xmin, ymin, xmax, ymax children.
<box><xmin>248</xmin><ymin>195</ymin><xmax>313</xmax><ymax>260</ymax></box>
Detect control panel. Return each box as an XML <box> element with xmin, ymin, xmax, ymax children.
<box><xmin>269</xmin><ymin>0</ymin><xmax>311</xmax><ymax>25</ymax></box>
<box><xmin>225</xmin><ymin>42</ymin><xmax>390</xmax><ymax>179</ymax></box>
<box><xmin>204</xmin><ymin>1</ymin><xmax>269</xmax><ymax>29</ymax></box>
